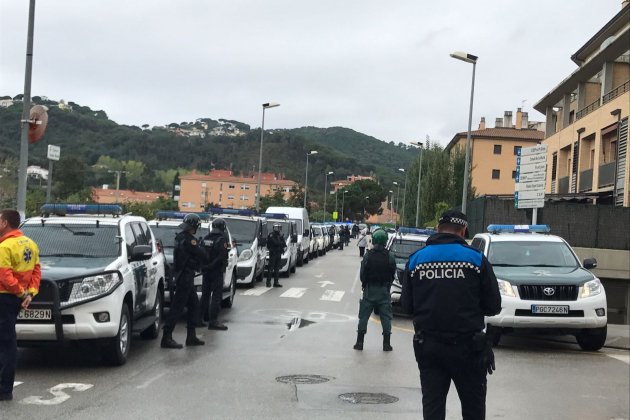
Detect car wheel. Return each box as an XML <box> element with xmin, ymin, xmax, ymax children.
<box><xmin>290</xmin><ymin>261</ymin><xmax>296</xmax><ymax>273</ymax></box>
<box><xmin>304</xmin><ymin>254</ymin><xmax>309</xmax><ymax>264</ymax></box>
<box><xmin>576</xmin><ymin>326</ymin><xmax>607</xmax><ymax>351</ymax></box>
<box><xmin>140</xmin><ymin>290</ymin><xmax>163</xmax><ymax>340</ymax></box>
<box><xmin>297</xmin><ymin>252</ymin><xmax>303</xmax><ymax>267</ymax></box>
<box><xmin>102</xmin><ymin>304</ymin><xmax>131</xmax><ymax>366</ymax></box>
<box><xmin>221</xmin><ymin>272</ymin><xmax>237</xmax><ymax>308</ymax></box>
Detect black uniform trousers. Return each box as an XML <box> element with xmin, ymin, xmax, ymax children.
<box><xmin>200</xmin><ymin>270</ymin><xmax>223</xmax><ymax>323</ymax></box>
<box><xmin>267</xmin><ymin>253</ymin><xmax>282</xmax><ymax>284</ymax></box>
<box><xmin>414</xmin><ymin>335</ymin><xmax>487</xmax><ymax>420</ymax></box>
<box><xmin>163</xmin><ymin>270</ymin><xmax>199</xmax><ymax>332</ymax></box>
<box><xmin>0</xmin><ymin>294</ymin><xmax>21</xmax><ymax>396</ymax></box>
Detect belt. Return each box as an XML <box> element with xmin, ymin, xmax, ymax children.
<box><xmin>416</xmin><ymin>330</ymin><xmax>476</xmax><ymax>345</ymax></box>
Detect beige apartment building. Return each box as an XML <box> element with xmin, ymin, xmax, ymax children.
<box><xmin>178</xmin><ymin>169</ymin><xmax>297</xmax><ymax>211</ymax></box>
<box><xmin>446</xmin><ymin>110</ymin><xmax>544</xmax><ymax>196</ymax></box>
<box><xmin>534</xmin><ymin>4</ymin><xmax>629</xmax><ymax>206</ymax></box>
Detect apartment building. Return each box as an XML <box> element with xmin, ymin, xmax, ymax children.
<box><xmin>178</xmin><ymin>169</ymin><xmax>297</xmax><ymax>211</ymax></box>
<box><xmin>446</xmin><ymin>110</ymin><xmax>545</xmax><ymax>196</ymax></box>
<box><xmin>331</xmin><ymin>175</ymin><xmax>374</xmax><ymax>192</ymax></box>
<box><xmin>534</xmin><ymin>4</ymin><xmax>629</xmax><ymax>206</ymax></box>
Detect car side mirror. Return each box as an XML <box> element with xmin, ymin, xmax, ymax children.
<box><xmin>291</xmin><ymin>234</ymin><xmax>298</xmax><ymax>243</ymax></box>
<box><xmin>304</xmin><ymin>229</ymin><xmax>310</xmax><ymax>237</ymax></box>
<box><xmin>130</xmin><ymin>244</ymin><xmax>152</xmax><ymax>261</ymax></box>
<box><xmin>583</xmin><ymin>258</ymin><xmax>597</xmax><ymax>269</ymax></box>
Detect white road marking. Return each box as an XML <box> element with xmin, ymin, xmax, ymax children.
<box><xmin>240</xmin><ymin>287</ymin><xmax>271</xmax><ymax>296</ymax></box>
<box><xmin>350</xmin><ymin>268</ymin><xmax>361</xmax><ymax>293</ymax></box>
<box><xmin>136</xmin><ymin>372</ymin><xmax>167</xmax><ymax>389</ymax></box>
<box><xmin>320</xmin><ymin>290</ymin><xmax>345</xmax><ymax>302</ymax></box>
<box><xmin>314</xmin><ymin>274</ymin><xmax>323</xmax><ymax>278</ymax></box>
<box><xmin>14</xmin><ymin>381</ymin><xmax>23</xmax><ymax>387</ymax></box>
<box><xmin>606</xmin><ymin>354</ymin><xmax>630</xmax><ymax>365</ymax></box>
<box><xmin>280</xmin><ymin>287</ymin><xmax>308</xmax><ymax>298</ymax></box>
<box><xmin>21</xmin><ymin>383</ymin><xmax>93</xmax><ymax>406</ymax></box>
<box><xmin>317</xmin><ymin>280</ymin><xmax>335</xmax><ymax>288</ymax></box>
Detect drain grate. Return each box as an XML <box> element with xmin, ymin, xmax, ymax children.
<box><xmin>338</xmin><ymin>392</ymin><xmax>399</xmax><ymax>405</ymax></box>
<box><xmin>275</xmin><ymin>374</ymin><xmax>333</xmax><ymax>385</ymax></box>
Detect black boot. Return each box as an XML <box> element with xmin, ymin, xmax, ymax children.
<box><xmin>185</xmin><ymin>328</ymin><xmax>205</xmax><ymax>346</ymax></box>
<box><xmin>273</xmin><ymin>282</ymin><xmax>282</xmax><ymax>288</ymax></box>
<box><xmin>207</xmin><ymin>322</ymin><xmax>228</xmax><ymax>331</ymax></box>
<box><xmin>353</xmin><ymin>332</ymin><xmax>365</xmax><ymax>351</ymax></box>
<box><xmin>161</xmin><ymin>330</ymin><xmax>183</xmax><ymax>349</ymax></box>
<box><xmin>266</xmin><ymin>280</ymin><xmax>271</xmax><ymax>287</ymax></box>
<box><xmin>383</xmin><ymin>333</ymin><xmax>393</xmax><ymax>351</ymax></box>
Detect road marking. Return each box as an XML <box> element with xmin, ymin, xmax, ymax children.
<box><xmin>280</xmin><ymin>287</ymin><xmax>308</xmax><ymax>298</ymax></box>
<box><xmin>240</xmin><ymin>287</ymin><xmax>271</xmax><ymax>296</ymax></box>
<box><xmin>314</xmin><ymin>274</ymin><xmax>323</xmax><ymax>278</ymax></box>
<box><xmin>21</xmin><ymin>383</ymin><xmax>93</xmax><ymax>406</ymax></box>
<box><xmin>606</xmin><ymin>354</ymin><xmax>630</xmax><ymax>365</ymax></box>
<box><xmin>14</xmin><ymin>381</ymin><xmax>23</xmax><ymax>387</ymax></box>
<box><xmin>370</xmin><ymin>316</ymin><xmax>415</xmax><ymax>333</ymax></box>
<box><xmin>320</xmin><ymin>290</ymin><xmax>345</xmax><ymax>302</ymax></box>
<box><xmin>136</xmin><ymin>372</ymin><xmax>167</xmax><ymax>389</ymax></box>
<box><xmin>317</xmin><ymin>280</ymin><xmax>335</xmax><ymax>288</ymax></box>
<box><xmin>350</xmin><ymin>268</ymin><xmax>361</xmax><ymax>293</ymax></box>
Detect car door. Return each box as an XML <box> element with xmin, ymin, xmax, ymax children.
<box><xmin>139</xmin><ymin>222</ymin><xmax>160</xmax><ymax>310</ymax></box>
<box><xmin>225</xmin><ymin>228</ymin><xmax>238</xmax><ymax>288</ymax></box>
<box><xmin>290</xmin><ymin>221</ymin><xmax>298</xmax><ymax>264</ymax></box>
<box><xmin>130</xmin><ymin>222</ymin><xmax>155</xmax><ymax>315</ymax></box>
<box><xmin>258</xmin><ymin>220</ymin><xmax>269</xmax><ymax>271</ymax></box>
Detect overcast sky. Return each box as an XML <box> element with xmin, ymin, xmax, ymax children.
<box><xmin>0</xmin><ymin>1</ymin><xmax>621</xmax><ymax>145</ymax></box>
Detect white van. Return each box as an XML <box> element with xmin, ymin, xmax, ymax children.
<box><xmin>265</xmin><ymin>207</ymin><xmax>310</xmax><ymax>266</ymax></box>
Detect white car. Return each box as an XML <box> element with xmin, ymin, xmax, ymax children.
<box><xmin>386</xmin><ymin>232</ymin><xmax>430</xmax><ymax>307</ymax></box>
<box><xmin>472</xmin><ymin>224</ymin><xmax>607</xmax><ymax>351</ymax></box>
<box><xmin>311</xmin><ymin>225</ymin><xmax>326</xmax><ymax>257</ymax></box>
<box><xmin>19</xmin><ymin>204</ymin><xmax>166</xmax><ymax>365</ymax></box>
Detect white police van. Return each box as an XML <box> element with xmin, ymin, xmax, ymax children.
<box><xmin>265</xmin><ymin>206</ymin><xmax>310</xmax><ymax>266</ymax></box>
<box><xmin>471</xmin><ymin>225</ymin><xmax>607</xmax><ymax>351</ymax></box>
<box><xmin>260</xmin><ymin>213</ymin><xmax>298</xmax><ymax>276</ymax></box>
<box><xmin>18</xmin><ymin>204</ymin><xmax>166</xmax><ymax>365</ymax></box>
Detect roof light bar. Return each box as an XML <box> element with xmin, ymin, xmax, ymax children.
<box><xmin>487</xmin><ymin>224</ymin><xmax>551</xmax><ymax>234</ymax></box>
<box><xmin>398</xmin><ymin>226</ymin><xmax>436</xmax><ymax>235</ymax></box>
<box><xmin>41</xmin><ymin>203</ymin><xmax>123</xmax><ymax>216</ymax></box>
<box><xmin>207</xmin><ymin>207</ymin><xmax>257</xmax><ymax>217</ymax></box>
<box><xmin>155</xmin><ymin>211</ymin><xmax>211</xmax><ymax>220</ymax></box>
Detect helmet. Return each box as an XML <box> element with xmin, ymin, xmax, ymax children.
<box><xmin>211</xmin><ymin>218</ymin><xmax>226</xmax><ymax>232</ymax></box>
<box><xmin>179</xmin><ymin>213</ymin><xmax>201</xmax><ymax>232</ymax></box>
<box><xmin>273</xmin><ymin>223</ymin><xmax>282</xmax><ymax>232</ymax></box>
<box><xmin>372</xmin><ymin>229</ymin><xmax>388</xmax><ymax>245</ymax></box>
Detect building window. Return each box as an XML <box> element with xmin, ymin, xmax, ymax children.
<box><xmin>228</xmin><ymin>184</ymin><xmax>235</xmax><ymax>189</ymax></box>
<box><xmin>241</xmin><ymin>184</ymin><xmax>250</xmax><ymax>190</ymax></box>
<box><xmin>512</xmin><ymin>170</ymin><xmax>517</xmax><ymax>179</ymax></box>
<box><xmin>492</xmin><ymin>169</ymin><xmax>500</xmax><ymax>179</ymax></box>
<box><xmin>513</xmin><ymin>146</ymin><xmax>521</xmax><ymax>156</ymax></box>
<box><xmin>227</xmin><ymin>195</ymin><xmax>234</xmax><ymax>200</ymax></box>
<box><xmin>493</xmin><ymin>145</ymin><xmax>502</xmax><ymax>155</ymax></box>
<box><xmin>240</xmin><ymin>195</ymin><xmax>248</xmax><ymax>201</ymax></box>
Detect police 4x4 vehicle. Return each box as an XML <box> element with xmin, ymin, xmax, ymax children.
<box><xmin>18</xmin><ymin>204</ymin><xmax>166</xmax><ymax>365</ymax></box>
<box><xmin>472</xmin><ymin>225</ymin><xmax>607</xmax><ymax>351</ymax></box>
<box><xmin>260</xmin><ymin>213</ymin><xmax>298</xmax><ymax>277</ymax></box>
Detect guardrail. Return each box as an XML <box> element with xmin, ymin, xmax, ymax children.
<box><xmin>603</xmin><ymin>80</ymin><xmax>630</xmax><ymax>105</ymax></box>
<box><xmin>579</xmin><ymin>168</ymin><xmax>593</xmax><ymax>192</ymax></box>
<box><xmin>598</xmin><ymin>161</ymin><xmax>616</xmax><ymax>187</ymax></box>
<box><xmin>576</xmin><ymin>98</ymin><xmax>601</xmax><ymax>120</ymax></box>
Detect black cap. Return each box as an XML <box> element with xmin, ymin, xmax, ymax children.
<box><xmin>438</xmin><ymin>209</ymin><xmax>468</xmax><ymax>228</ymax></box>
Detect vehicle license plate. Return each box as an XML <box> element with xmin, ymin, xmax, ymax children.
<box><xmin>18</xmin><ymin>308</ymin><xmax>52</xmax><ymax>320</ymax></box>
<box><xmin>531</xmin><ymin>305</ymin><xmax>569</xmax><ymax>315</ymax></box>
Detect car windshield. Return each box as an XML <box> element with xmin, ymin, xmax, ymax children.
<box><xmin>488</xmin><ymin>241</ymin><xmax>579</xmax><ymax>267</ymax></box>
<box><xmin>389</xmin><ymin>239</ymin><xmax>427</xmax><ymax>263</ymax></box>
<box><xmin>313</xmin><ymin>226</ymin><xmax>323</xmax><ymax>236</ymax></box>
<box><xmin>270</xmin><ymin>220</ymin><xmax>290</xmax><ymax>236</ymax></box>
<box><xmin>22</xmin><ymin>223</ymin><xmax>120</xmax><ymax>258</ymax></box>
<box><xmin>151</xmin><ymin>225</ymin><xmax>179</xmax><ymax>249</ymax></box>
<box><xmin>223</xmin><ymin>218</ymin><xmax>257</xmax><ymax>243</ymax></box>
<box><xmin>290</xmin><ymin>219</ymin><xmax>303</xmax><ymax>234</ymax></box>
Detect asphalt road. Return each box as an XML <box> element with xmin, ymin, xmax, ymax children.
<box><xmin>5</xmin><ymin>241</ymin><xmax>630</xmax><ymax>419</ymax></box>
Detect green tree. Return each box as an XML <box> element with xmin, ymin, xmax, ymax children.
<box><xmin>342</xmin><ymin>179</ymin><xmax>386</xmax><ymax>221</ymax></box>
<box><xmin>54</xmin><ymin>156</ymin><xmax>88</xmax><ymax>199</ymax></box>
<box><xmin>259</xmin><ymin>189</ymin><xmax>285</xmax><ymax>211</ymax></box>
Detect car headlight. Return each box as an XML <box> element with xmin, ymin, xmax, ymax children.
<box><xmin>497</xmin><ymin>279</ymin><xmax>516</xmax><ymax>297</ymax></box>
<box><xmin>580</xmin><ymin>279</ymin><xmax>602</xmax><ymax>298</ymax></box>
<box><xmin>63</xmin><ymin>272</ymin><xmax>123</xmax><ymax>308</ymax></box>
<box><xmin>238</xmin><ymin>249</ymin><xmax>253</xmax><ymax>262</ymax></box>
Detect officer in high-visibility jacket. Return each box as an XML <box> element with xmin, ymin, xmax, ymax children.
<box><xmin>0</xmin><ymin>209</ymin><xmax>41</xmax><ymax>401</ymax></box>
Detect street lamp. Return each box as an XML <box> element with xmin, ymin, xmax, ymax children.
<box><xmin>399</xmin><ymin>168</ymin><xmax>408</xmax><ymax>226</ymax></box>
<box><xmin>304</xmin><ymin>150</ymin><xmax>318</xmax><ymax>208</ymax></box>
<box><xmin>388</xmin><ymin>190</ymin><xmax>394</xmax><ymax>223</ymax></box>
<box><xmin>256</xmin><ymin>102</ymin><xmax>280</xmax><ymax>211</ymax></box>
<box><xmin>450</xmin><ymin>50</ymin><xmax>478</xmax><ymax>214</ymax></box>
<box><xmin>323</xmin><ymin>171</ymin><xmax>334</xmax><ymax>221</ymax></box>
<box><xmin>410</xmin><ymin>141</ymin><xmax>424</xmax><ymax>227</ymax></box>
<box><xmin>363</xmin><ymin>196</ymin><xmax>369</xmax><ymax>222</ymax></box>
<box><xmin>392</xmin><ymin>181</ymin><xmax>400</xmax><ymax>224</ymax></box>
<box><xmin>341</xmin><ymin>190</ymin><xmax>348</xmax><ymax>222</ymax></box>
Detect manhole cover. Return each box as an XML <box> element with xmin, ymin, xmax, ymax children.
<box><xmin>338</xmin><ymin>392</ymin><xmax>399</xmax><ymax>405</ymax></box>
<box><xmin>275</xmin><ymin>374</ymin><xmax>333</xmax><ymax>384</ymax></box>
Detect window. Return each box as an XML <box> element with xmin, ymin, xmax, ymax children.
<box><xmin>470</xmin><ymin>238</ymin><xmax>486</xmax><ymax>252</ymax></box>
<box><xmin>228</xmin><ymin>184</ymin><xmax>235</xmax><ymax>189</ymax></box>
<box><xmin>513</xmin><ymin>146</ymin><xmax>521</xmax><ymax>155</ymax></box>
<box><xmin>131</xmin><ymin>223</ymin><xmax>149</xmax><ymax>246</ymax></box>
<box><xmin>493</xmin><ymin>145</ymin><xmax>502</xmax><ymax>155</ymax></box>
<box><xmin>227</xmin><ymin>195</ymin><xmax>234</xmax><ymax>200</ymax></box>
<box><xmin>124</xmin><ymin>224</ymin><xmax>137</xmax><ymax>254</ymax></box>
<box><xmin>241</xmin><ymin>184</ymin><xmax>250</xmax><ymax>190</ymax></box>
<box><xmin>512</xmin><ymin>170</ymin><xmax>517</xmax><ymax>179</ymax></box>
<box><xmin>240</xmin><ymin>195</ymin><xmax>248</xmax><ymax>201</ymax></box>
<box><xmin>492</xmin><ymin>169</ymin><xmax>500</xmax><ymax>179</ymax></box>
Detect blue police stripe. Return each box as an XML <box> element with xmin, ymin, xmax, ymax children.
<box><xmin>407</xmin><ymin>243</ymin><xmax>482</xmax><ymax>269</ymax></box>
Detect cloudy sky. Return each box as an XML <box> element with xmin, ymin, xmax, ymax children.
<box><xmin>0</xmin><ymin>1</ymin><xmax>620</xmax><ymax>145</ymax></box>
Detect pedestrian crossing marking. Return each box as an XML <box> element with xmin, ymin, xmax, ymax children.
<box><xmin>240</xmin><ymin>287</ymin><xmax>272</xmax><ymax>296</ymax></box>
<box><xmin>14</xmin><ymin>381</ymin><xmax>23</xmax><ymax>387</ymax></box>
<box><xmin>320</xmin><ymin>290</ymin><xmax>345</xmax><ymax>302</ymax></box>
<box><xmin>280</xmin><ymin>287</ymin><xmax>308</xmax><ymax>298</ymax></box>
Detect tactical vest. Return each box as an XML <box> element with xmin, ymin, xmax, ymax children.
<box><xmin>365</xmin><ymin>249</ymin><xmax>392</xmax><ymax>284</ymax></box>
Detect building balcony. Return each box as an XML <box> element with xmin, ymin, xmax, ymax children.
<box><xmin>575</xmin><ymin>98</ymin><xmax>601</xmax><ymax>121</ymax></box>
<box><xmin>558</xmin><ymin>176</ymin><xmax>570</xmax><ymax>194</ymax></box>
<box><xmin>598</xmin><ymin>161</ymin><xmax>616</xmax><ymax>188</ymax></box>
<box><xmin>602</xmin><ymin>80</ymin><xmax>629</xmax><ymax>105</ymax></box>
<box><xmin>579</xmin><ymin>168</ymin><xmax>593</xmax><ymax>192</ymax></box>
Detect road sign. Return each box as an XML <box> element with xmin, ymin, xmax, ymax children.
<box><xmin>515</xmin><ymin>145</ymin><xmax>547</xmax><ymax>210</ymax></box>
<box><xmin>47</xmin><ymin>145</ymin><xmax>60</xmax><ymax>161</ymax></box>
<box><xmin>332</xmin><ymin>211</ymin><xmax>338</xmax><ymax>220</ymax></box>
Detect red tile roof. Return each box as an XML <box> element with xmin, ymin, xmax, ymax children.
<box><xmin>93</xmin><ymin>188</ymin><xmax>166</xmax><ymax>203</ymax></box>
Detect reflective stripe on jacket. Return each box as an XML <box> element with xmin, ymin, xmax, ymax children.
<box><xmin>0</xmin><ymin>230</ymin><xmax>41</xmax><ymax>297</ymax></box>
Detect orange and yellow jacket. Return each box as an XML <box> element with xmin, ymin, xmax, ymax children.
<box><xmin>0</xmin><ymin>229</ymin><xmax>41</xmax><ymax>297</ymax></box>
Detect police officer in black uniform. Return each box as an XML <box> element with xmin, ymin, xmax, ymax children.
<box><xmin>266</xmin><ymin>223</ymin><xmax>286</xmax><ymax>288</ymax></box>
<box><xmin>161</xmin><ymin>213</ymin><xmax>207</xmax><ymax>349</ymax></box>
<box><xmin>401</xmin><ymin>210</ymin><xmax>501</xmax><ymax>420</ymax></box>
<box><xmin>200</xmin><ymin>218</ymin><xmax>229</xmax><ymax>331</ymax></box>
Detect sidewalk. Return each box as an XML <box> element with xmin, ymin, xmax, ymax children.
<box><xmin>606</xmin><ymin>324</ymin><xmax>630</xmax><ymax>350</ymax></box>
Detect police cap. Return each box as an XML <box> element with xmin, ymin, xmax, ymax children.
<box><xmin>438</xmin><ymin>209</ymin><xmax>468</xmax><ymax>229</ymax></box>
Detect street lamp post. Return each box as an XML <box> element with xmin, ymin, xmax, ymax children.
<box><xmin>304</xmin><ymin>150</ymin><xmax>318</xmax><ymax>208</ymax></box>
<box><xmin>450</xmin><ymin>51</ymin><xmax>478</xmax><ymax>214</ymax></box>
<box><xmin>256</xmin><ymin>102</ymin><xmax>280</xmax><ymax>212</ymax></box>
<box><xmin>410</xmin><ymin>141</ymin><xmax>424</xmax><ymax>227</ymax></box>
<box><xmin>388</xmin><ymin>190</ymin><xmax>394</xmax><ymax>223</ymax></box>
<box><xmin>392</xmin><ymin>181</ymin><xmax>400</xmax><ymax>224</ymax></box>
<box><xmin>399</xmin><ymin>168</ymin><xmax>408</xmax><ymax>226</ymax></box>
<box><xmin>363</xmin><ymin>196</ymin><xmax>369</xmax><ymax>222</ymax></box>
<box><xmin>323</xmin><ymin>171</ymin><xmax>333</xmax><ymax>221</ymax></box>
<box><xmin>341</xmin><ymin>190</ymin><xmax>348</xmax><ymax>221</ymax></box>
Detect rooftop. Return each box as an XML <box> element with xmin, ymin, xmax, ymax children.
<box><xmin>446</xmin><ymin>127</ymin><xmax>544</xmax><ymax>152</ymax></box>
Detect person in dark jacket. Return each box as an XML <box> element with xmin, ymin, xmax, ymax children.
<box><xmin>401</xmin><ymin>209</ymin><xmax>501</xmax><ymax>420</ymax></box>
<box><xmin>353</xmin><ymin>229</ymin><xmax>396</xmax><ymax>352</ymax></box>
<box><xmin>199</xmin><ymin>218</ymin><xmax>230</xmax><ymax>331</ymax></box>
<box><xmin>266</xmin><ymin>223</ymin><xmax>286</xmax><ymax>288</ymax></box>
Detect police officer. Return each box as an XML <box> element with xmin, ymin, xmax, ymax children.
<box><xmin>353</xmin><ymin>229</ymin><xmax>396</xmax><ymax>352</ymax></box>
<box><xmin>199</xmin><ymin>218</ymin><xmax>229</xmax><ymax>331</ymax></box>
<box><xmin>266</xmin><ymin>223</ymin><xmax>286</xmax><ymax>288</ymax></box>
<box><xmin>401</xmin><ymin>210</ymin><xmax>501</xmax><ymax>420</ymax></box>
<box><xmin>161</xmin><ymin>213</ymin><xmax>207</xmax><ymax>349</ymax></box>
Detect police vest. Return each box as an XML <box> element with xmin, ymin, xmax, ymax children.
<box><xmin>365</xmin><ymin>249</ymin><xmax>392</xmax><ymax>284</ymax></box>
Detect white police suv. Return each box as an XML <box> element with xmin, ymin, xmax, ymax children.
<box><xmin>18</xmin><ymin>204</ymin><xmax>166</xmax><ymax>365</ymax></box>
<box><xmin>471</xmin><ymin>225</ymin><xmax>607</xmax><ymax>351</ymax></box>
